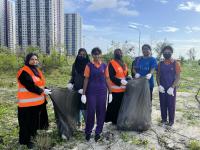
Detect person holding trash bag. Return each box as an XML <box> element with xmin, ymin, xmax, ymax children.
<box><xmin>81</xmin><ymin>47</ymin><xmax>112</xmax><ymax>142</ymax></box>
<box><xmin>105</xmin><ymin>48</ymin><xmax>128</xmax><ymax>125</ymax></box>
<box><xmin>132</xmin><ymin>44</ymin><xmax>157</xmax><ymax>101</ymax></box>
<box><xmin>67</xmin><ymin>48</ymin><xmax>90</xmax><ymax>128</ymax></box>
<box><xmin>17</xmin><ymin>53</ymin><xmax>51</xmax><ymax>149</ymax></box>
<box><xmin>156</xmin><ymin>46</ymin><xmax>181</xmax><ymax>127</ymax></box>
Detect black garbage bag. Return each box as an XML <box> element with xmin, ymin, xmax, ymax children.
<box><xmin>117</xmin><ymin>78</ymin><xmax>152</xmax><ymax>131</ymax></box>
<box><xmin>50</xmin><ymin>88</ymin><xmax>79</xmax><ymax>139</ymax></box>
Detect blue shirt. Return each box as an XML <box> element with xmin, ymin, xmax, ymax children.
<box><xmin>133</xmin><ymin>56</ymin><xmax>157</xmax><ymax>88</ymax></box>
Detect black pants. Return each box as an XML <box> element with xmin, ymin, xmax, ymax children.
<box><xmin>150</xmin><ymin>87</ymin><xmax>153</xmax><ymax>101</ymax></box>
<box><xmin>18</xmin><ymin>102</ymin><xmax>48</xmax><ymax>145</ymax></box>
<box><xmin>105</xmin><ymin>92</ymin><xmax>124</xmax><ymax>124</ymax></box>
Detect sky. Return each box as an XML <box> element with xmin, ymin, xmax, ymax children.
<box><xmin>64</xmin><ymin>0</ymin><xmax>200</xmax><ymax>59</ymax></box>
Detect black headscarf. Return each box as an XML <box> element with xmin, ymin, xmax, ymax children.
<box><xmin>114</xmin><ymin>49</ymin><xmax>126</xmax><ymax>70</ymax></box>
<box><xmin>74</xmin><ymin>48</ymin><xmax>90</xmax><ymax>74</ymax></box>
<box><xmin>25</xmin><ymin>53</ymin><xmax>40</xmax><ymax>78</ymax></box>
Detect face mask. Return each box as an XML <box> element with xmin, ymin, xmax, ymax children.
<box><xmin>163</xmin><ymin>53</ymin><xmax>172</xmax><ymax>59</ymax></box>
<box><xmin>77</xmin><ymin>55</ymin><xmax>86</xmax><ymax>60</ymax></box>
<box><xmin>115</xmin><ymin>54</ymin><xmax>122</xmax><ymax>60</ymax></box>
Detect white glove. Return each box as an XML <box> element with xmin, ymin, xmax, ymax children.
<box><xmin>81</xmin><ymin>95</ymin><xmax>86</xmax><ymax>104</ymax></box>
<box><xmin>78</xmin><ymin>89</ymin><xmax>83</xmax><ymax>94</ymax></box>
<box><xmin>146</xmin><ymin>73</ymin><xmax>152</xmax><ymax>80</ymax></box>
<box><xmin>61</xmin><ymin>134</ymin><xmax>67</xmax><ymax>140</ymax></box>
<box><xmin>44</xmin><ymin>89</ymin><xmax>52</xmax><ymax>95</ymax></box>
<box><xmin>108</xmin><ymin>94</ymin><xmax>112</xmax><ymax>103</ymax></box>
<box><xmin>135</xmin><ymin>73</ymin><xmax>140</xmax><ymax>79</ymax></box>
<box><xmin>167</xmin><ymin>87</ymin><xmax>174</xmax><ymax>96</ymax></box>
<box><xmin>159</xmin><ymin>85</ymin><xmax>165</xmax><ymax>93</ymax></box>
<box><xmin>121</xmin><ymin>79</ymin><xmax>128</xmax><ymax>85</ymax></box>
<box><xmin>67</xmin><ymin>83</ymin><xmax>73</xmax><ymax>90</ymax></box>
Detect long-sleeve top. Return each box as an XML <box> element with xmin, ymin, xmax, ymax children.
<box><xmin>108</xmin><ymin>63</ymin><xmax>122</xmax><ymax>86</ymax></box>
<box><xmin>18</xmin><ymin>70</ymin><xmax>43</xmax><ymax>95</ymax></box>
<box><xmin>69</xmin><ymin>63</ymin><xmax>85</xmax><ymax>90</ymax></box>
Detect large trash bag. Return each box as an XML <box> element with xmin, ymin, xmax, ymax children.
<box><xmin>117</xmin><ymin>78</ymin><xmax>152</xmax><ymax>131</ymax></box>
<box><xmin>50</xmin><ymin>88</ymin><xmax>79</xmax><ymax>139</ymax></box>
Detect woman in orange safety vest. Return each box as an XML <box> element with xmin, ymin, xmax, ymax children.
<box><xmin>105</xmin><ymin>49</ymin><xmax>128</xmax><ymax>125</ymax></box>
<box><xmin>17</xmin><ymin>53</ymin><xmax>51</xmax><ymax>149</ymax></box>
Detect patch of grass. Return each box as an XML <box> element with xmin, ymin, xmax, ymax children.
<box><xmin>120</xmin><ymin>133</ymin><xmax>149</xmax><ymax>147</ymax></box>
<box><xmin>35</xmin><ymin>130</ymin><xmax>52</xmax><ymax>150</ymax></box>
<box><xmin>120</xmin><ymin>132</ymin><xmax>130</xmax><ymax>142</ymax></box>
<box><xmin>73</xmin><ymin>130</ymin><xmax>85</xmax><ymax>141</ymax></box>
<box><xmin>130</xmin><ymin>136</ymin><xmax>149</xmax><ymax>146</ymax></box>
<box><xmin>182</xmin><ymin>109</ymin><xmax>200</xmax><ymax>125</ymax></box>
<box><xmin>188</xmin><ymin>140</ymin><xmax>200</xmax><ymax>150</ymax></box>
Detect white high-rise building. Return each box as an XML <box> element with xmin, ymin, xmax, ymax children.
<box><xmin>64</xmin><ymin>13</ymin><xmax>82</xmax><ymax>56</ymax></box>
<box><xmin>7</xmin><ymin>0</ymin><xmax>16</xmax><ymax>52</ymax></box>
<box><xmin>52</xmin><ymin>0</ymin><xmax>64</xmax><ymax>53</ymax></box>
<box><xmin>0</xmin><ymin>0</ymin><xmax>16</xmax><ymax>52</ymax></box>
<box><xmin>16</xmin><ymin>0</ymin><xmax>64</xmax><ymax>54</ymax></box>
<box><xmin>0</xmin><ymin>0</ymin><xmax>6</xmax><ymax>47</ymax></box>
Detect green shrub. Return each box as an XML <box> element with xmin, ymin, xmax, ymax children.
<box><xmin>188</xmin><ymin>140</ymin><xmax>200</xmax><ymax>150</ymax></box>
<box><xmin>0</xmin><ymin>54</ymin><xmax>23</xmax><ymax>72</ymax></box>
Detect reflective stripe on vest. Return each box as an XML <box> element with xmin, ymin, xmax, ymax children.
<box><xmin>111</xmin><ymin>85</ymin><xmax>126</xmax><ymax>89</ymax></box>
<box><xmin>18</xmin><ymin>96</ymin><xmax>44</xmax><ymax>103</ymax></box>
<box><xmin>109</xmin><ymin>60</ymin><xmax>128</xmax><ymax>93</ymax></box>
<box><xmin>17</xmin><ymin>66</ymin><xmax>45</xmax><ymax>107</ymax></box>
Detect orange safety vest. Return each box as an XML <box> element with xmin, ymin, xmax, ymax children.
<box><xmin>17</xmin><ymin>65</ymin><xmax>45</xmax><ymax>107</ymax></box>
<box><xmin>109</xmin><ymin>59</ymin><xmax>128</xmax><ymax>93</ymax></box>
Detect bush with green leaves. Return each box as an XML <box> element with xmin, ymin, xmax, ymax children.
<box><xmin>0</xmin><ymin>53</ymin><xmax>23</xmax><ymax>72</ymax></box>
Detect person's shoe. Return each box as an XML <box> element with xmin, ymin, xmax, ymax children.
<box><xmin>95</xmin><ymin>134</ymin><xmax>100</xmax><ymax>142</ymax></box>
<box><xmin>85</xmin><ymin>134</ymin><xmax>91</xmax><ymax>141</ymax></box>
<box><xmin>27</xmin><ymin>142</ymin><xmax>34</xmax><ymax>149</ymax></box>
<box><xmin>168</xmin><ymin>122</ymin><xmax>174</xmax><ymax>127</ymax></box>
<box><xmin>161</xmin><ymin>120</ymin><xmax>168</xmax><ymax>128</ymax></box>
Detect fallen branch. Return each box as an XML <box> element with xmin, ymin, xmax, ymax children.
<box><xmin>195</xmin><ymin>88</ymin><xmax>200</xmax><ymax>105</ymax></box>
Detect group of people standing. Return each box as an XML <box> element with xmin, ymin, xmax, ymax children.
<box><xmin>66</xmin><ymin>44</ymin><xmax>181</xmax><ymax>142</ymax></box>
<box><xmin>16</xmin><ymin>44</ymin><xmax>181</xmax><ymax>148</ymax></box>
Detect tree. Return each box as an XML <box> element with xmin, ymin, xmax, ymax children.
<box><xmin>121</xmin><ymin>40</ymin><xmax>135</xmax><ymax>58</ymax></box>
<box><xmin>0</xmin><ymin>46</ymin><xmax>11</xmax><ymax>54</ymax></box>
<box><xmin>153</xmin><ymin>39</ymin><xmax>172</xmax><ymax>61</ymax></box>
<box><xmin>26</xmin><ymin>46</ymin><xmax>41</xmax><ymax>54</ymax></box>
<box><xmin>178</xmin><ymin>55</ymin><xmax>185</xmax><ymax>65</ymax></box>
<box><xmin>107</xmin><ymin>40</ymin><xmax>135</xmax><ymax>58</ymax></box>
<box><xmin>187</xmin><ymin>48</ymin><xmax>196</xmax><ymax>61</ymax></box>
<box><xmin>107</xmin><ymin>40</ymin><xmax>121</xmax><ymax>53</ymax></box>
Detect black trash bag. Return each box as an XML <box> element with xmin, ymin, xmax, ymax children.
<box><xmin>117</xmin><ymin>78</ymin><xmax>152</xmax><ymax>131</ymax></box>
<box><xmin>50</xmin><ymin>88</ymin><xmax>79</xmax><ymax>139</ymax></box>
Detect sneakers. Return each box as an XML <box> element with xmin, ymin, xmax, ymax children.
<box><xmin>95</xmin><ymin>134</ymin><xmax>100</xmax><ymax>142</ymax></box>
<box><xmin>85</xmin><ymin>134</ymin><xmax>91</xmax><ymax>141</ymax></box>
<box><xmin>168</xmin><ymin>122</ymin><xmax>174</xmax><ymax>127</ymax></box>
<box><xmin>85</xmin><ymin>134</ymin><xmax>101</xmax><ymax>142</ymax></box>
<box><xmin>161</xmin><ymin>120</ymin><xmax>168</xmax><ymax>127</ymax></box>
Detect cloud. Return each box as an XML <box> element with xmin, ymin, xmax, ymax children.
<box><xmin>155</xmin><ymin>0</ymin><xmax>168</xmax><ymax>4</ymax></box>
<box><xmin>83</xmin><ymin>24</ymin><xmax>97</xmax><ymax>31</ymax></box>
<box><xmin>88</xmin><ymin>0</ymin><xmax>118</xmax><ymax>10</ymax></box>
<box><xmin>158</xmin><ymin>26</ymin><xmax>179</xmax><ymax>32</ymax></box>
<box><xmin>87</xmin><ymin>0</ymin><xmax>139</xmax><ymax>16</ymax></box>
<box><xmin>185</xmin><ymin>26</ymin><xmax>200</xmax><ymax>33</ymax></box>
<box><xmin>129</xmin><ymin>22</ymin><xmax>151</xmax><ymax>29</ymax></box>
<box><xmin>117</xmin><ymin>7</ymin><xmax>139</xmax><ymax>16</ymax></box>
<box><xmin>177</xmin><ymin>1</ymin><xmax>200</xmax><ymax>12</ymax></box>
